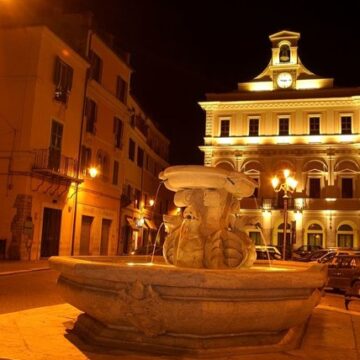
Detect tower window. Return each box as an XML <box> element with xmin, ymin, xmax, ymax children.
<box><xmin>279</xmin><ymin>44</ymin><xmax>290</xmax><ymax>63</ymax></box>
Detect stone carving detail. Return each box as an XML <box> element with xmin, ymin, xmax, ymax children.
<box><xmin>119</xmin><ymin>280</ymin><xmax>165</xmax><ymax>337</ymax></box>
<box><xmin>160</xmin><ymin>166</ymin><xmax>256</xmax><ymax>269</ymax></box>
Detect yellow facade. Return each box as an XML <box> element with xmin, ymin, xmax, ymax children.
<box><xmin>0</xmin><ymin>23</ymin><xmax>171</xmax><ymax>259</ymax></box>
<box><xmin>199</xmin><ymin>30</ymin><xmax>360</xmax><ymax>255</ymax></box>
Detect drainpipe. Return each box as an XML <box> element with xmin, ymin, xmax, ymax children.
<box><xmin>70</xmin><ymin>29</ymin><xmax>93</xmax><ymax>256</ymax></box>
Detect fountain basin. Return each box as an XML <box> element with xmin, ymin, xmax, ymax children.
<box><xmin>49</xmin><ymin>256</ymin><xmax>327</xmax><ymax>355</ymax></box>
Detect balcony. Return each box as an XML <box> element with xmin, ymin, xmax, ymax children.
<box><xmin>32</xmin><ymin>148</ymin><xmax>81</xmax><ymax>183</ymax></box>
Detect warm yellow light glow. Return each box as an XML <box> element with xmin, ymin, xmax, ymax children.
<box><xmin>247</xmin><ymin>137</ymin><xmax>260</xmax><ymax>144</ymax></box>
<box><xmin>136</xmin><ymin>217</ymin><xmax>145</xmax><ymax>227</ymax></box>
<box><xmin>88</xmin><ymin>167</ymin><xmax>98</xmax><ymax>178</ymax></box>
<box><xmin>276</xmin><ymin>136</ymin><xmax>291</xmax><ymax>144</ymax></box>
<box><xmin>339</xmin><ymin>135</ymin><xmax>354</xmax><ymax>143</ymax></box>
<box><xmin>127</xmin><ymin>262</ymin><xmax>154</xmax><ymax>266</ymax></box>
<box><xmin>308</xmin><ymin>136</ymin><xmax>322</xmax><ymax>143</ymax></box>
<box><xmin>271</xmin><ymin>177</ymin><xmax>279</xmax><ymax>189</ymax></box>
<box><xmin>262</xmin><ymin>210</ymin><xmax>272</xmax><ymax>217</ymax></box>
<box><xmin>326</xmin><ymin>197</ymin><xmax>336</xmax><ymax>202</ymax></box>
<box><xmin>61</xmin><ymin>49</ymin><xmax>70</xmax><ymax>57</ymax></box>
<box><xmin>294</xmin><ymin>211</ymin><xmax>302</xmax><ymax>221</ymax></box>
<box><xmin>148</xmin><ymin>199</ymin><xmax>155</xmax><ymax>207</ymax></box>
<box><xmin>286</xmin><ymin>177</ymin><xmax>297</xmax><ymax>190</ymax></box>
<box><xmin>245</xmin><ymin>82</ymin><xmax>273</xmax><ymax>91</ymax></box>
<box><xmin>217</xmin><ymin>137</ymin><xmax>233</xmax><ymax>145</ymax></box>
<box><xmin>296</xmin><ymin>79</ymin><xmax>333</xmax><ymax>90</ymax></box>
<box><xmin>283</xmin><ymin>169</ymin><xmax>290</xmax><ymax>178</ymax></box>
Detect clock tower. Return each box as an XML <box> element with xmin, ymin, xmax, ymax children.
<box><xmin>237</xmin><ymin>30</ymin><xmax>333</xmax><ymax>92</ymax></box>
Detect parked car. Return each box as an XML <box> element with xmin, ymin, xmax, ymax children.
<box><xmin>292</xmin><ymin>245</ymin><xmax>323</xmax><ymax>259</ymax></box>
<box><xmin>256</xmin><ymin>248</ymin><xmax>282</xmax><ymax>260</ymax></box>
<box><xmin>295</xmin><ymin>249</ymin><xmax>355</xmax><ymax>263</ymax></box>
<box><xmin>327</xmin><ymin>255</ymin><xmax>360</xmax><ymax>291</ymax></box>
<box><xmin>255</xmin><ymin>245</ymin><xmax>282</xmax><ymax>258</ymax></box>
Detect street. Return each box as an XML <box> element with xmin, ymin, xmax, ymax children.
<box><xmin>0</xmin><ymin>269</ymin><xmax>64</xmax><ymax>314</ymax></box>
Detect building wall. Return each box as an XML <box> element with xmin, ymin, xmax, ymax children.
<box><xmin>0</xmin><ymin>26</ymin><xmax>87</xmax><ymax>259</ymax></box>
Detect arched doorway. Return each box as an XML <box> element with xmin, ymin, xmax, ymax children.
<box><xmin>307</xmin><ymin>223</ymin><xmax>323</xmax><ymax>247</ymax></box>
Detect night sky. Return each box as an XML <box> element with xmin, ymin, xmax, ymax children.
<box><xmin>64</xmin><ymin>1</ymin><xmax>360</xmax><ymax>165</ymax></box>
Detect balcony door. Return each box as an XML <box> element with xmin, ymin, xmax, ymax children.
<box><xmin>48</xmin><ymin>120</ymin><xmax>63</xmax><ymax>171</ymax></box>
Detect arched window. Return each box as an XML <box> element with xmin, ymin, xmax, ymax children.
<box><xmin>279</xmin><ymin>44</ymin><xmax>290</xmax><ymax>63</ymax></box>
<box><xmin>307</xmin><ymin>223</ymin><xmax>323</xmax><ymax>247</ymax></box>
<box><xmin>337</xmin><ymin>224</ymin><xmax>354</xmax><ymax>248</ymax></box>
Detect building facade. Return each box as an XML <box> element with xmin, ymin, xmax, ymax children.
<box><xmin>0</xmin><ymin>13</ymin><xmax>172</xmax><ymax>260</ymax></box>
<box><xmin>199</xmin><ymin>30</ymin><xmax>360</xmax><ymax>256</ymax></box>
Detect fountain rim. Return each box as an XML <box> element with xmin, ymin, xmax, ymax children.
<box><xmin>49</xmin><ymin>255</ymin><xmax>327</xmax><ymax>290</ymax></box>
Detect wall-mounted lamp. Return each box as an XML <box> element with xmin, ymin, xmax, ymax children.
<box><xmin>148</xmin><ymin>199</ymin><xmax>155</xmax><ymax>207</ymax></box>
<box><xmin>88</xmin><ymin>167</ymin><xmax>98</xmax><ymax>178</ymax></box>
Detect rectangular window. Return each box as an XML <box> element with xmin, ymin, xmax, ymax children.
<box><xmin>80</xmin><ymin>146</ymin><xmax>92</xmax><ymax>175</ymax></box>
<box><xmin>220</xmin><ymin>119</ymin><xmax>230</xmax><ymax>137</ymax></box>
<box><xmin>137</xmin><ymin>147</ymin><xmax>144</xmax><ymax>168</ymax></box>
<box><xmin>309</xmin><ymin>178</ymin><xmax>321</xmax><ymax>198</ymax></box>
<box><xmin>89</xmin><ymin>50</ymin><xmax>102</xmax><ymax>83</ymax></box>
<box><xmin>309</xmin><ymin>117</ymin><xmax>320</xmax><ymax>135</ymax></box>
<box><xmin>116</xmin><ymin>75</ymin><xmax>128</xmax><ymax>103</ymax></box>
<box><xmin>128</xmin><ymin>138</ymin><xmax>135</xmax><ymax>161</ymax></box>
<box><xmin>85</xmin><ymin>98</ymin><xmax>97</xmax><ymax>134</ymax></box>
<box><xmin>279</xmin><ymin>118</ymin><xmax>289</xmax><ymax>135</ymax></box>
<box><xmin>113</xmin><ymin>117</ymin><xmax>123</xmax><ymax>149</ymax></box>
<box><xmin>249</xmin><ymin>118</ymin><xmax>259</xmax><ymax>136</ymax></box>
<box><xmin>341</xmin><ymin>116</ymin><xmax>352</xmax><ymax>134</ymax></box>
<box><xmin>342</xmin><ymin>178</ymin><xmax>353</xmax><ymax>198</ymax></box>
<box><xmin>53</xmin><ymin>56</ymin><xmax>73</xmax><ymax>103</ymax></box>
<box><xmin>112</xmin><ymin>160</ymin><xmax>119</xmax><ymax>185</ymax></box>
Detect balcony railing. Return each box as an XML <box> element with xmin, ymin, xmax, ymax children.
<box><xmin>32</xmin><ymin>148</ymin><xmax>79</xmax><ymax>181</ymax></box>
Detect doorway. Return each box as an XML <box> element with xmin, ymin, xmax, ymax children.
<box><xmin>40</xmin><ymin>208</ymin><xmax>62</xmax><ymax>257</ymax></box>
<box><xmin>100</xmin><ymin>219</ymin><xmax>111</xmax><ymax>255</ymax></box>
<box><xmin>80</xmin><ymin>215</ymin><xmax>93</xmax><ymax>255</ymax></box>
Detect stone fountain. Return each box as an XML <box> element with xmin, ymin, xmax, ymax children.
<box><xmin>49</xmin><ymin>165</ymin><xmax>327</xmax><ymax>356</ymax></box>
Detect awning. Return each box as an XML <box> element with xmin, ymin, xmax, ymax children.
<box><xmin>145</xmin><ymin>219</ymin><xmax>157</xmax><ymax>230</ymax></box>
<box><xmin>126</xmin><ymin>217</ymin><xmax>139</xmax><ymax>231</ymax></box>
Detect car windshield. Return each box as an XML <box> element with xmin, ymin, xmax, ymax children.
<box><xmin>308</xmin><ymin>250</ymin><xmax>329</xmax><ymax>260</ymax></box>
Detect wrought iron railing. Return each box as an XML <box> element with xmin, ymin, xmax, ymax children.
<box><xmin>32</xmin><ymin>148</ymin><xmax>78</xmax><ymax>179</ymax></box>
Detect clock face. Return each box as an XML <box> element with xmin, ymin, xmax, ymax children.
<box><xmin>277</xmin><ymin>72</ymin><xmax>293</xmax><ymax>88</ymax></box>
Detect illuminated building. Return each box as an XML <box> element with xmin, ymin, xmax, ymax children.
<box><xmin>199</xmin><ymin>30</ymin><xmax>360</xmax><ymax>252</ymax></box>
<box><xmin>0</xmin><ymin>10</ymin><xmax>171</xmax><ymax>259</ymax></box>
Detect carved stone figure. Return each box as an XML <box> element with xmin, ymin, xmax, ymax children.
<box><xmin>160</xmin><ymin>166</ymin><xmax>257</xmax><ymax>269</ymax></box>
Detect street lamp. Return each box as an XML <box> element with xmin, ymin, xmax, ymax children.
<box><xmin>271</xmin><ymin>169</ymin><xmax>297</xmax><ymax>260</ymax></box>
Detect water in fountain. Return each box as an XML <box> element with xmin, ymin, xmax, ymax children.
<box><xmin>150</xmin><ymin>222</ymin><xmax>164</xmax><ymax>263</ymax></box>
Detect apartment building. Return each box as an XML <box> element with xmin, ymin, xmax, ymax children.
<box><xmin>199</xmin><ymin>30</ymin><xmax>360</xmax><ymax>256</ymax></box>
<box><xmin>0</xmin><ymin>13</ymin><xmax>172</xmax><ymax>259</ymax></box>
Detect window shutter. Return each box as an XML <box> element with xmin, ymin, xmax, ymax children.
<box><xmin>53</xmin><ymin>56</ymin><xmax>61</xmax><ymax>86</ymax></box>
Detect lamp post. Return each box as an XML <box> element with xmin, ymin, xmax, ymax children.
<box><xmin>271</xmin><ymin>169</ymin><xmax>297</xmax><ymax>260</ymax></box>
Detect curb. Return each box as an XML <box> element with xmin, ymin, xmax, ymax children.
<box><xmin>0</xmin><ymin>267</ymin><xmax>50</xmax><ymax>276</ymax></box>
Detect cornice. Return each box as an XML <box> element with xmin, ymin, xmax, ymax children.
<box><xmin>199</xmin><ymin>98</ymin><xmax>360</xmax><ymax>111</ymax></box>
